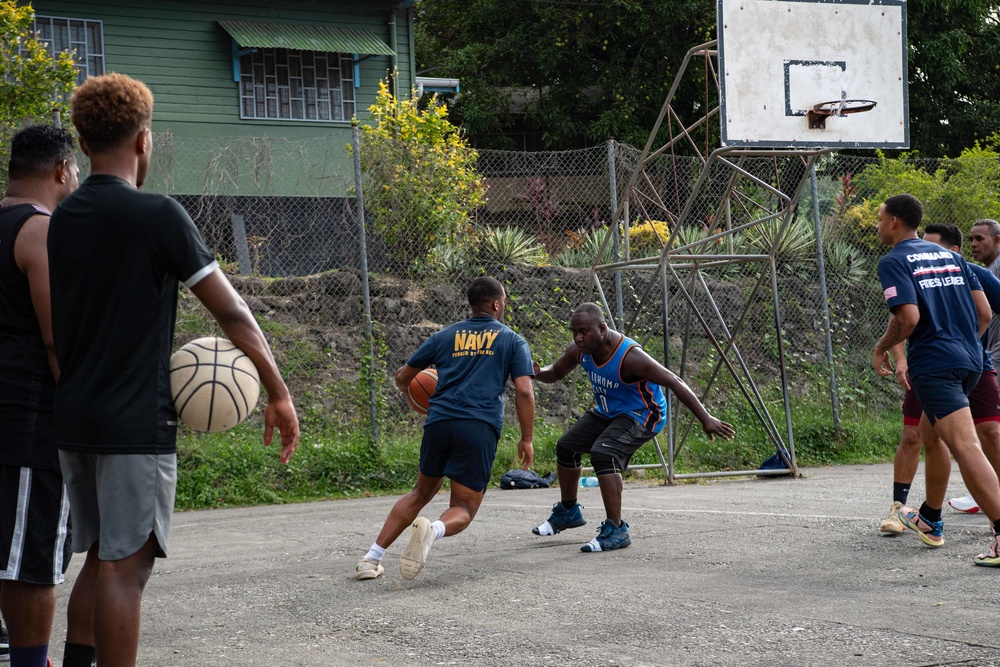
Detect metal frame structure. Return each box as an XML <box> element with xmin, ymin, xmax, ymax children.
<box><xmin>591</xmin><ymin>40</ymin><xmax>838</xmax><ymax>482</ymax></box>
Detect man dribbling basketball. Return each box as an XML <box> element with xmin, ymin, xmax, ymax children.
<box><xmin>355</xmin><ymin>276</ymin><xmax>535</xmax><ymax>581</ymax></box>
<box><xmin>48</xmin><ymin>73</ymin><xmax>300</xmax><ymax>667</ymax></box>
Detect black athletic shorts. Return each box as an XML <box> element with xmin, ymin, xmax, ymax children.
<box><xmin>419</xmin><ymin>419</ymin><xmax>500</xmax><ymax>493</ymax></box>
<box><xmin>557</xmin><ymin>408</ymin><xmax>658</xmax><ymax>474</ymax></box>
<box><xmin>0</xmin><ymin>464</ymin><xmax>72</xmax><ymax>584</ymax></box>
<box><xmin>910</xmin><ymin>368</ymin><xmax>980</xmax><ymax>426</ymax></box>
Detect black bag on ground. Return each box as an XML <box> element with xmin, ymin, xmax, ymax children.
<box><xmin>499</xmin><ymin>469</ymin><xmax>555</xmax><ymax>489</ymax></box>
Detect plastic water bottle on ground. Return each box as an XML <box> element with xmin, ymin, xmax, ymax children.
<box><xmin>579</xmin><ymin>476</ymin><xmax>600</xmax><ymax>488</ymax></box>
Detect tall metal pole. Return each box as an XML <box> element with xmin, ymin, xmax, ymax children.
<box><xmin>608</xmin><ymin>140</ymin><xmax>624</xmax><ymax>328</ymax></box>
<box><xmin>352</xmin><ymin>121</ymin><xmax>379</xmax><ymax>447</ymax></box>
<box><xmin>810</xmin><ymin>164</ymin><xmax>841</xmax><ymax>434</ymax></box>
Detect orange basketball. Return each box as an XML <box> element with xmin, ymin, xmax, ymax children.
<box><xmin>406</xmin><ymin>368</ymin><xmax>438</xmax><ymax>414</ymax></box>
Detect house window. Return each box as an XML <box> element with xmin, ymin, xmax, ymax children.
<box><xmin>239</xmin><ymin>48</ymin><xmax>355</xmax><ymax>122</ymax></box>
<box><xmin>33</xmin><ymin>15</ymin><xmax>105</xmax><ymax>85</ymax></box>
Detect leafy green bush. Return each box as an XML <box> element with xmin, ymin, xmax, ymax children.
<box><xmin>0</xmin><ymin>0</ymin><xmax>78</xmax><ymax>191</ymax></box>
<box><xmin>354</xmin><ymin>78</ymin><xmax>487</xmax><ymax>269</ymax></box>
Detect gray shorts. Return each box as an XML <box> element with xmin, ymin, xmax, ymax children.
<box><xmin>58</xmin><ymin>451</ymin><xmax>176</xmax><ymax>561</ymax></box>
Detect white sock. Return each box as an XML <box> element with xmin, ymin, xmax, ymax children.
<box><xmin>363</xmin><ymin>543</ymin><xmax>385</xmax><ymax>562</ymax></box>
<box><xmin>431</xmin><ymin>520</ymin><xmax>446</xmax><ymax>541</ymax></box>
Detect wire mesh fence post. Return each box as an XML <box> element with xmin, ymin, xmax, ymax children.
<box><xmin>608</xmin><ymin>140</ymin><xmax>624</xmax><ymax>328</ymax></box>
<box><xmin>810</xmin><ymin>163</ymin><xmax>841</xmax><ymax>435</ymax></box>
<box><xmin>352</xmin><ymin>121</ymin><xmax>378</xmax><ymax>448</ymax></box>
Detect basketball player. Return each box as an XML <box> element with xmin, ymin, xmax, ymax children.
<box><xmin>530</xmin><ymin>303</ymin><xmax>734</xmax><ymax>552</ymax></box>
<box><xmin>355</xmin><ymin>276</ymin><xmax>535</xmax><ymax>581</ymax></box>
<box><xmin>873</xmin><ymin>194</ymin><xmax>1000</xmax><ymax>566</ymax></box>
<box><xmin>878</xmin><ymin>223</ymin><xmax>1000</xmax><ymax>540</ymax></box>
<box><xmin>0</xmin><ymin>125</ymin><xmax>78</xmax><ymax>667</ymax></box>
<box><xmin>48</xmin><ymin>73</ymin><xmax>300</xmax><ymax>667</ymax></box>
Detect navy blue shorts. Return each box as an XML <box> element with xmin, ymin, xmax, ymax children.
<box><xmin>419</xmin><ymin>419</ymin><xmax>500</xmax><ymax>493</ymax></box>
<box><xmin>910</xmin><ymin>369</ymin><xmax>980</xmax><ymax>425</ymax></box>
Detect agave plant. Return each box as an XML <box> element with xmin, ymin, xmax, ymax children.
<box><xmin>474</xmin><ymin>226</ymin><xmax>549</xmax><ymax>266</ymax></box>
<box><xmin>739</xmin><ymin>217</ymin><xmax>816</xmax><ymax>261</ymax></box>
<box><xmin>822</xmin><ymin>240</ymin><xmax>869</xmax><ymax>286</ymax></box>
<box><xmin>553</xmin><ymin>226</ymin><xmax>616</xmax><ymax>267</ymax></box>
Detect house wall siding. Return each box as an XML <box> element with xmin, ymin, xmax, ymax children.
<box><xmin>32</xmin><ymin>0</ymin><xmax>413</xmax><ymax>195</ymax></box>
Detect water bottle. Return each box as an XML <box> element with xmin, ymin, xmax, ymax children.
<box><xmin>579</xmin><ymin>476</ymin><xmax>600</xmax><ymax>488</ymax></box>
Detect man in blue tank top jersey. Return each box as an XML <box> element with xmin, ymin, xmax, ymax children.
<box><xmin>531</xmin><ymin>302</ymin><xmax>734</xmax><ymax>552</ymax></box>
<box><xmin>873</xmin><ymin>194</ymin><xmax>1000</xmax><ymax>566</ymax></box>
<box><xmin>0</xmin><ymin>125</ymin><xmax>78</xmax><ymax>667</ymax></box>
<box><xmin>356</xmin><ymin>277</ymin><xmax>535</xmax><ymax>581</ymax></box>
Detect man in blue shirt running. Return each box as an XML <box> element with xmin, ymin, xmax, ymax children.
<box><xmin>355</xmin><ymin>276</ymin><xmax>535</xmax><ymax>581</ymax></box>
<box><xmin>874</xmin><ymin>194</ymin><xmax>1000</xmax><ymax>566</ymax></box>
<box><xmin>530</xmin><ymin>302</ymin><xmax>734</xmax><ymax>552</ymax></box>
<box><xmin>878</xmin><ymin>224</ymin><xmax>1000</xmax><ymax>544</ymax></box>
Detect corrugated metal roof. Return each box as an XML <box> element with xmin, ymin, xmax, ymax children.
<box><xmin>219</xmin><ymin>21</ymin><xmax>395</xmax><ymax>56</ymax></box>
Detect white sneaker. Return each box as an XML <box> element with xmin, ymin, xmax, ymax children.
<box><xmin>878</xmin><ymin>501</ymin><xmax>906</xmax><ymax>535</ymax></box>
<box><xmin>400</xmin><ymin>517</ymin><xmax>434</xmax><ymax>581</ymax></box>
<box><xmin>948</xmin><ymin>494</ymin><xmax>981</xmax><ymax>514</ymax></box>
<box><xmin>355</xmin><ymin>558</ymin><xmax>384</xmax><ymax>580</ymax></box>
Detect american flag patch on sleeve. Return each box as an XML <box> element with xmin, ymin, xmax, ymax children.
<box><xmin>883</xmin><ymin>286</ymin><xmax>897</xmax><ymax>300</ymax></box>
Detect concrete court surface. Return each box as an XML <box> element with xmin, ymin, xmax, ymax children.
<box><xmin>48</xmin><ymin>463</ymin><xmax>1000</xmax><ymax>667</ymax></box>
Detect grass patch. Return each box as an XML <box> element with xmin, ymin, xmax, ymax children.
<box><xmin>176</xmin><ymin>393</ymin><xmax>901</xmax><ymax>510</ymax></box>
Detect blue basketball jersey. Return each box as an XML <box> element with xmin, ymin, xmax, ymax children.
<box><xmin>580</xmin><ymin>335</ymin><xmax>667</xmax><ymax>433</ymax></box>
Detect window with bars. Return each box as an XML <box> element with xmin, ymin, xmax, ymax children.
<box><xmin>239</xmin><ymin>48</ymin><xmax>355</xmax><ymax>122</ymax></box>
<box><xmin>33</xmin><ymin>15</ymin><xmax>105</xmax><ymax>85</ymax></box>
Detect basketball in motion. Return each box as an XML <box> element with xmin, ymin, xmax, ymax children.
<box><xmin>169</xmin><ymin>337</ymin><xmax>261</xmax><ymax>432</ymax></box>
<box><xmin>406</xmin><ymin>368</ymin><xmax>438</xmax><ymax>414</ymax></box>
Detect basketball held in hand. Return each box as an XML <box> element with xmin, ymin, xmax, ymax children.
<box><xmin>170</xmin><ymin>337</ymin><xmax>261</xmax><ymax>432</ymax></box>
<box><xmin>406</xmin><ymin>368</ymin><xmax>437</xmax><ymax>414</ymax></box>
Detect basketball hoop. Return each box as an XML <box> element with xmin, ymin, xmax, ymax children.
<box><xmin>807</xmin><ymin>99</ymin><xmax>877</xmax><ymax>129</ymax></box>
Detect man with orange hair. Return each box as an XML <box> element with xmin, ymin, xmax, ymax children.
<box><xmin>48</xmin><ymin>73</ymin><xmax>300</xmax><ymax>667</ymax></box>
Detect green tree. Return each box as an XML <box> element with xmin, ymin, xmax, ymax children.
<box><xmin>415</xmin><ymin>0</ymin><xmax>715</xmax><ymax>150</ymax></box>
<box><xmin>417</xmin><ymin>0</ymin><xmax>1000</xmax><ymax>157</ymax></box>
<box><xmin>840</xmin><ymin>144</ymin><xmax>1000</xmax><ymax>251</ymax></box>
<box><xmin>906</xmin><ymin>1</ymin><xmax>1000</xmax><ymax>157</ymax></box>
<box><xmin>0</xmin><ymin>0</ymin><xmax>77</xmax><ymax>189</ymax></box>
<box><xmin>354</xmin><ymin>78</ymin><xmax>487</xmax><ymax>270</ymax></box>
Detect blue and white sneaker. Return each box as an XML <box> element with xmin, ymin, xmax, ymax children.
<box><xmin>532</xmin><ymin>501</ymin><xmax>587</xmax><ymax>536</ymax></box>
<box><xmin>581</xmin><ymin>519</ymin><xmax>631</xmax><ymax>552</ymax></box>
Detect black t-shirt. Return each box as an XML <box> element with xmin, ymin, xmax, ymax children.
<box><xmin>48</xmin><ymin>174</ymin><xmax>217</xmax><ymax>454</ymax></box>
<box><xmin>0</xmin><ymin>204</ymin><xmax>59</xmax><ymax>469</ymax></box>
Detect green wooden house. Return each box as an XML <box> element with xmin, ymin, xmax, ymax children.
<box><xmin>30</xmin><ymin>0</ymin><xmax>415</xmax><ymax>197</ymax></box>
<box><xmin>29</xmin><ymin>0</ymin><xmax>416</xmax><ymax>275</ymax></box>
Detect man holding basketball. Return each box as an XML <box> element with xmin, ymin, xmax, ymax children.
<box><xmin>48</xmin><ymin>73</ymin><xmax>300</xmax><ymax>667</ymax></box>
<box><xmin>355</xmin><ymin>276</ymin><xmax>535</xmax><ymax>581</ymax></box>
<box><xmin>0</xmin><ymin>125</ymin><xmax>78</xmax><ymax>667</ymax></box>
<box><xmin>531</xmin><ymin>303</ymin><xmax>734</xmax><ymax>552</ymax></box>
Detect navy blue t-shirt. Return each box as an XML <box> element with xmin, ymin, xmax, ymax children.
<box><xmin>878</xmin><ymin>238</ymin><xmax>983</xmax><ymax>378</ymax></box>
<box><xmin>970</xmin><ymin>263</ymin><xmax>1000</xmax><ymax>371</ymax></box>
<box><xmin>407</xmin><ymin>315</ymin><xmax>533</xmax><ymax>435</ymax></box>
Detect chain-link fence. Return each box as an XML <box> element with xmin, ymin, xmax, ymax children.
<box><xmin>111</xmin><ymin>133</ymin><xmax>1000</xmax><ymax>462</ymax></box>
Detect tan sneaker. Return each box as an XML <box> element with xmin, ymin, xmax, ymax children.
<box><xmin>878</xmin><ymin>501</ymin><xmax>906</xmax><ymax>536</ymax></box>
<box><xmin>355</xmin><ymin>558</ymin><xmax>384</xmax><ymax>580</ymax></box>
<box><xmin>400</xmin><ymin>517</ymin><xmax>434</xmax><ymax>581</ymax></box>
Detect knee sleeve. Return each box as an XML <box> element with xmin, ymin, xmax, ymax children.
<box><xmin>590</xmin><ymin>449</ymin><xmax>621</xmax><ymax>476</ymax></box>
<box><xmin>556</xmin><ymin>441</ymin><xmax>582</xmax><ymax>469</ymax></box>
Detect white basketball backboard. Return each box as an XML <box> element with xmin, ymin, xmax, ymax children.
<box><xmin>718</xmin><ymin>0</ymin><xmax>908</xmax><ymax>148</ymax></box>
